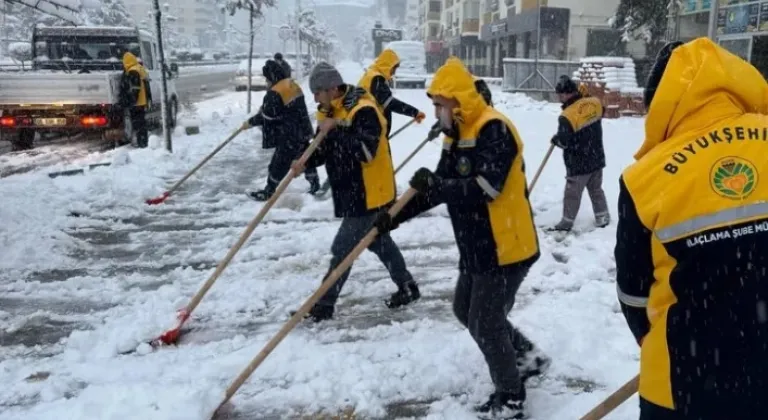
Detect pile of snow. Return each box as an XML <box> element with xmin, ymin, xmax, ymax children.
<box><xmin>573</xmin><ymin>57</ymin><xmax>642</xmax><ymax>94</ymax></box>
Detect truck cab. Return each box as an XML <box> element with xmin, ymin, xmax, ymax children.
<box><xmin>0</xmin><ymin>26</ymin><xmax>179</xmax><ymax>150</ymax></box>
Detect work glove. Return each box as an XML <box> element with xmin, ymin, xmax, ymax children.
<box><xmin>427</xmin><ymin>122</ymin><xmax>441</xmax><ymax>141</ymax></box>
<box><xmin>551</xmin><ymin>135</ymin><xmax>566</xmax><ymax>148</ymax></box>
<box><xmin>415</xmin><ymin>111</ymin><xmax>426</xmax><ymax>123</ymax></box>
<box><xmin>373</xmin><ymin>209</ymin><xmax>398</xmax><ymax>234</ymax></box>
<box><xmin>410</xmin><ymin>167</ymin><xmax>440</xmax><ymax>194</ymax></box>
<box><xmin>240</xmin><ymin>121</ymin><xmax>251</xmax><ymax>131</ymax></box>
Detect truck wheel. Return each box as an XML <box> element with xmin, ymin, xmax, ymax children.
<box><xmin>10</xmin><ymin>129</ymin><xmax>35</xmax><ymax>151</ymax></box>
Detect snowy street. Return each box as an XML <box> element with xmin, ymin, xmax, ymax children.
<box><xmin>0</xmin><ymin>61</ymin><xmax>646</xmax><ymax>419</ymax></box>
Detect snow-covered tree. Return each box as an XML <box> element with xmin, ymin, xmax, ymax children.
<box><xmin>612</xmin><ymin>0</ymin><xmax>670</xmax><ymax>57</ymax></box>
<box><xmin>218</xmin><ymin>0</ymin><xmax>276</xmax><ymax>112</ymax></box>
<box><xmin>80</xmin><ymin>0</ymin><xmax>134</xmax><ymax>26</ymax></box>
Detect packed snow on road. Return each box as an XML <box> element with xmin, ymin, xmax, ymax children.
<box><xmin>0</xmin><ymin>61</ymin><xmax>644</xmax><ymax>419</ymax></box>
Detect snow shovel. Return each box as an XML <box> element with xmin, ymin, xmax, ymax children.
<box><xmin>145</xmin><ymin>126</ymin><xmax>245</xmax><ymax>205</ymax></box>
<box><xmin>394</xmin><ymin>124</ymin><xmax>442</xmax><ymax>173</ymax></box>
<box><xmin>315</xmin><ymin>118</ymin><xmax>419</xmax><ymax>198</ymax></box>
<box><xmin>148</xmin><ymin>130</ymin><xmax>329</xmax><ymax>348</ymax></box>
<box><xmin>528</xmin><ymin>143</ymin><xmax>555</xmax><ymax>192</ymax></box>
<box><xmin>211</xmin><ymin>188</ymin><xmax>419</xmax><ymax>417</ymax></box>
<box><xmin>578</xmin><ymin>374</ymin><xmax>639</xmax><ymax>420</ymax></box>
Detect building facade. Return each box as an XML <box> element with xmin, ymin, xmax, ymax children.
<box><xmin>414</xmin><ymin>0</ymin><xmax>621</xmax><ymax>76</ymax></box>
<box><xmin>123</xmin><ymin>0</ymin><xmax>225</xmax><ymax>49</ymax></box>
<box><xmin>670</xmin><ymin>0</ymin><xmax>768</xmax><ymax>79</ymax></box>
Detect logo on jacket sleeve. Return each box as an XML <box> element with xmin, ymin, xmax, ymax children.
<box><xmin>710</xmin><ymin>156</ymin><xmax>758</xmax><ymax>200</ymax></box>
<box><xmin>456</xmin><ymin>156</ymin><xmax>472</xmax><ymax>176</ymax></box>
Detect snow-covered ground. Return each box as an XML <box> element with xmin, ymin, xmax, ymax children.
<box><xmin>0</xmin><ymin>61</ymin><xmax>645</xmax><ymax>419</ymax></box>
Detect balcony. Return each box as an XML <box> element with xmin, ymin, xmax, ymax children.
<box><xmin>462</xmin><ymin>18</ymin><xmax>480</xmax><ymax>33</ymax></box>
<box><xmin>427</xmin><ymin>11</ymin><xmax>441</xmax><ymax>21</ymax></box>
<box><xmin>482</xmin><ymin>12</ymin><xmax>492</xmax><ymax>25</ymax></box>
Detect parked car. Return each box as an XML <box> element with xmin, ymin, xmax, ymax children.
<box><xmin>233</xmin><ymin>58</ymin><xmax>269</xmax><ymax>91</ymax></box>
<box><xmin>385</xmin><ymin>40</ymin><xmax>427</xmax><ymax>89</ymax></box>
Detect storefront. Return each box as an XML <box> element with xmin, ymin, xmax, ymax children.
<box><xmin>712</xmin><ymin>0</ymin><xmax>768</xmax><ymax>78</ymax></box>
<box><xmin>444</xmin><ymin>33</ymin><xmax>484</xmax><ymax>74</ymax></box>
<box><xmin>479</xmin><ymin>20</ymin><xmax>517</xmax><ymax>77</ymax></box>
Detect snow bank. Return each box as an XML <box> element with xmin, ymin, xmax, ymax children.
<box><xmin>573</xmin><ymin>56</ymin><xmax>641</xmax><ymax>93</ymax></box>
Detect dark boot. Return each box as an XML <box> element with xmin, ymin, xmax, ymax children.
<box><xmin>307</xmin><ymin>177</ymin><xmax>321</xmax><ymax>195</ymax></box>
<box><xmin>384</xmin><ymin>281</ymin><xmax>421</xmax><ymax>309</ymax></box>
<box><xmin>307</xmin><ymin>304</ymin><xmax>334</xmax><ymax>322</ymax></box>
<box><xmin>247</xmin><ymin>188</ymin><xmax>274</xmax><ymax>201</ymax></box>
<box><xmin>475</xmin><ymin>387</ymin><xmax>526</xmax><ymax>420</ymax></box>
<box><xmin>517</xmin><ymin>348</ymin><xmax>552</xmax><ymax>382</ymax></box>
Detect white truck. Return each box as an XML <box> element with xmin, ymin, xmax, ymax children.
<box><xmin>0</xmin><ymin>26</ymin><xmax>179</xmax><ymax>151</ymax></box>
<box><xmin>385</xmin><ymin>40</ymin><xmax>428</xmax><ymax>89</ymax></box>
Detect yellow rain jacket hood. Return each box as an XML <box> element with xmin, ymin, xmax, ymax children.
<box><xmin>637</xmin><ymin>37</ymin><xmax>768</xmax><ymax>160</ymax></box>
<box><xmin>368</xmin><ymin>49</ymin><xmax>400</xmax><ymax>81</ymax></box>
<box><xmin>122</xmin><ymin>52</ymin><xmax>148</xmax><ymax>77</ymax></box>
<box><xmin>427</xmin><ymin>56</ymin><xmax>488</xmax><ymax>125</ymax></box>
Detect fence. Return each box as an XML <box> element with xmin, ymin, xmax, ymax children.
<box><xmin>501</xmin><ymin>57</ymin><xmax>580</xmax><ymax>100</ymax></box>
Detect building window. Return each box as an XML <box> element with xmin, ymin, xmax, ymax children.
<box><xmin>429</xmin><ymin>0</ymin><xmax>440</xmax><ymax>12</ymax></box>
<box><xmin>429</xmin><ymin>23</ymin><xmax>439</xmax><ymax>37</ymax></box>
<box><xmin>463</xmin><ymin>0</ymin><xmax>480</xmax><ymax>19</ymax></box>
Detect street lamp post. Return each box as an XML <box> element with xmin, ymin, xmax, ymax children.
<box><xmin>151</xmin><ymin>0</ymin><xmax>172</xmax><ymax>152</ymax></box>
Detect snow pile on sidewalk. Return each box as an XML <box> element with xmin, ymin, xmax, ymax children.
<box><xmin>0</xmin><ymin>61</ymin><xmax>646</xmax><ymax>420</ymax></box>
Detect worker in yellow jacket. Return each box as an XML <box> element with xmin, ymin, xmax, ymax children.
<box><xmin>375</xmin><ymin>57</ymin><xmax>546</xmax><ymax>420</ymax></box>
<box><xmin>615</xmin><ymin>37</ymin><xmax>768</xmax><ymax>419</ymax></box>
<box><xmin>120</xmin><ymin>52</ymin><xmax>151</xmax><ymax>148</ymax></box>
<box><xmin>358</xmin><ymin>49</ymin><xmax>425</xmax><ymax>137</ymax></box>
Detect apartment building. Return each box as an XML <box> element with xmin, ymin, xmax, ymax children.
<box><xmin>123</xmin><ymin>0</ymin><xmax>225</xmax><ymax>48</ymax></box>
<box><xmin>418</xmin><ymin>0</ymin><xmax>448</xmax><ymax>70</ymax></box>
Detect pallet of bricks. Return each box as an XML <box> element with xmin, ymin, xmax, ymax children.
<box><xmin>572</xmin><ymin>57</ymin><xmax>645</xmax><ymax>119</ymax></box>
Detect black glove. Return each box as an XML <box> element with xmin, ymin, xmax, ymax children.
<box><xmin>373</xmin><ymin>209</ymin><xmax>398</xmax><ymax>233</ymax></box>
<box><xmin>410</xmin><ymin>167</ymin><xmax>440</xmax><ymax>194</ymax></box>
<box><xmin>551</xmin><ymin>135</ymin><xmax>566</xmax><ymax>148</ymax></box>
<box><xmin>427</xmin><ymin>122</ymin><xmax>441</xmax><ymax>141</ymax></box>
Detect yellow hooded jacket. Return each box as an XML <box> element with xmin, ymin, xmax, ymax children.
<box><xmin>122</xmin><ymin>52</ymin><xmax>149</xmax><ymax>107</ymax></box>
<box><xmin>358</xmin><ymin>49</ymin><xmax>399</xmax><ymax>108</ymax></box>
<box><xmin>615</xmin><ymin>37</ymin><xmax>768</xmax><ymax>413</ymax></box>
<box><xmin>401</xmin><ymin>56</ymin><xmax>539</xmax><ymax>273</ymax></box>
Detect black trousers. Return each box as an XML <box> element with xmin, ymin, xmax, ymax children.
<box><xmin>129</xmin><ymin>106</ymin><xmax>148</xmax><ymax>148</ymax></box>
<box><xmin>317</xmin><ymin>212</ymin><xmax>414</xmax><ymax>307</ymax></box>
<box><xmin>453</xmin><ymin>263</ymin><xmax>535</xmax><ymax>394</ymax></box>
<box><xmin>265</xmin><ymin>145</ymin><xmax>318</xmax><ymax>191</ymax></box>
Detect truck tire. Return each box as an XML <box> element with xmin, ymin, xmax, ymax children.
<box><xmin>10</xmin><ymin>129</ymin><xmax>35</xmax><ymax>151</ymax></box>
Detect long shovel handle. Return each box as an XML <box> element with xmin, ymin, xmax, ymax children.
<box><xmin>578</xmin><ymin>374</ymin><xmax>639</xmax><ymax>420</ymax></box>
<box><xmin>214</xmin><ymin>188</ymin><xmax>419</xmax><ymax>415</ymax></box>
<box><xmin>182</xmin><ymin>130</ymin><xmax>328</xmax><ymax>317</ymax></box>
<box><xmin>528</xmin><ymin>143</ymin><xmax>555</xmax><ymax>192</ymax></box>
<box><xmin>389</xmin><ymin>118</ymin><xmax>417</xmax><ymax>138</ymax></box>
<box><xmin>167</xmin><ymin>126</ymin><xmax>245</xmax><ymax>195</ymax></box>
<box><xmin>395</xmin><ymin>136</ymin><xmax>431</xmax><ymax>174</ymax></box>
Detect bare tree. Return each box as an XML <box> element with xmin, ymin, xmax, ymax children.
<box><xmin>221</xmin><ymin>0</ymin><xmax>276</xmax><ymax>112</ymax></box>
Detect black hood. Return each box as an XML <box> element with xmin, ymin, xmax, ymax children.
<box><xmin>262</xmin><ymin>59</ymin><xmax>288</xmax><ymax>84</ymax></box>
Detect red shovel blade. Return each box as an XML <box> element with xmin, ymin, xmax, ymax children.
<box><xmin>150</xmin><ymin>308</ymin><xmax>191</xmax><ymax>348</ymax></box>
<box><xmin>145</xmin><ymin>191</ymin><xmax>170</xmax><ymax>205</ymax></box>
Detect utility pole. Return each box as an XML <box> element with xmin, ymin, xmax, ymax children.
<box><xmin>707</xmin><ymin>0</ymin><xmax>719</xmax><ymax>41</ymax></box>
<box><xmin>294</xmin><ymin>0</ymin><xmax>303</xmax><ymax>80</ymax></box>
<box><xmin>152</xmin><ymin>0</ymin><xmax>172</xmax><ymax>152</ymax></box>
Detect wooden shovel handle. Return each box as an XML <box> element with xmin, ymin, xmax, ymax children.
<box><xmin>214</xmin><ymin>188</ymin><xmax>418</xmax><ymax>415</ymax></box>
<box><xmin>167</xmin><ymin>126</ymin><xmax>245</xmax><ymax>195</ymax></box>
<box><xmin>184</xmin><ymin>130</ymin><xmax>328</xmax><ymax>316</ymax></box>
<box><xmin>579</xmin><ymin>374</ymin><xmax>639</xmax><ymax>420</ymax></box>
